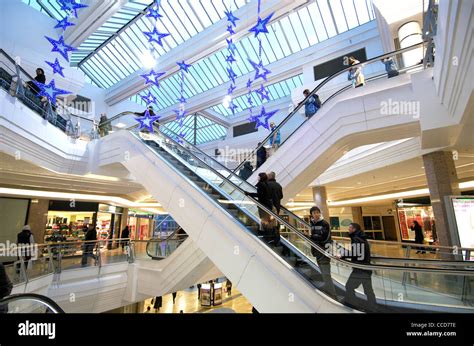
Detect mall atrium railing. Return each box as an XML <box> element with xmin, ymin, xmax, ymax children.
<box><xmin>232</xmin><ymin>41</ymin><xmax>430</xmax><ymax>173</ymax></box>
<box><xmin>0</xmin><ymin>49</ymin><xmax>94</xmax><ymax>138</ymax></box>
<box><xmin>0</xmin><ymin>293</ymin><xmax>65</xmax><ymax>313</ymax></box>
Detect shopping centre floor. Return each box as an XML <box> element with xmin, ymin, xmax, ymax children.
<box><xmin>141</xmin><ymin>286</ymin><xmax>253</xmax><ymax>314</ymax></box>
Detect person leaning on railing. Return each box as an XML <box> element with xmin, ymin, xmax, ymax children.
<box><xmin>25</xmin><ymin>68</ymin><xmax>45</xmax><ymax>96</ymax></box>
<box><xmin>98</xmin><ymin>113</ymin><xmax>112</xmax><ymax>137</ymax></box>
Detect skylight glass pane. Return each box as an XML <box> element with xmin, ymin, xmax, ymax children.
<box><xmin>341</xmin><ymin>0</ymin><xmax>360</xmax><ymax>29</ymax></box>
<box><xmin>329</xmin><ymin>0</ymin><xmax>349</xmax><ymax>33</ymax></box>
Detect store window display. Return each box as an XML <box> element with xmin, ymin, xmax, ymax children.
<box><xmin>397</xmin><ymin>206</ymin><xmax>437</xmax><ymax>244</ymax></box>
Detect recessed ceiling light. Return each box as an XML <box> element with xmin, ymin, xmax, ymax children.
<box><xmin>357</xmin><ymin>182</ymin><xmax>362</xmax><ymax>185</ymax></box>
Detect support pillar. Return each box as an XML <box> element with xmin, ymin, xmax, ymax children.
<box><xmin>312</xmin><ymin>186</ymin><xmax>330</xmax><ymax>219</ymax></box>
<box><xmin>26</xmin><ymin>199</ymin><xmax>49</xmax><ymax>243</ymax></box>
<box><xmin>351</xmin><ymin>207</ymin><xmax>363</xmax><ymax>227</ymax></box>
<box><xmin>423</xmin><ymin>151</ymin><xmax>460</xmax><ymax>247</ymax></box>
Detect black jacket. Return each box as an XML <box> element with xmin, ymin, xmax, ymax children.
<box><xmin>121</xmin><ymin>228</ymin><xmax>130</xmax><ymax>239</ymax></box>
<box><xmin>248</xmin><ymin>181</ymin><xmax>272</xmax><ymax>210</ymax></box>
<box><xmin>85</xmin><ymin>228</ymin><xmax>97</xmax><ymax>241</ymax></box>
<box><xmin>342</xmin><ymin>230</ymin><xmax>371</xmax><ymax>265</ymax></box>
<box><xmin>309</xmin><ymin>218</ymin><xmax>331</xmax><ymax>258</ymax></box>
<box><xmin>412</xmin><ymin>224</ymin><xmax>424</xmax><ymax>244</ymax></box>
<box><xmin>267</xmin><ymin>179</ymin><xmax>283</xmax><ymax>212</ymax></box>
<box><xmin>256</xmin><ymin>146</ymin><xmax>266</xmax><ymax>164</ymax></box>
<box><xmin>17</xmin><ymin>230</ymin><xmax>32</xmax><ymax>244</ymax></box>
<box><xmin>239</xmin><ymin>163</ymin><xmax>253</xmax><ymax>180</ymax></box>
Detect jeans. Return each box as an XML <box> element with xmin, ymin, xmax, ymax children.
<box><xmin>316</xmin><ymin>256</ymin><xmax>337</xmax><ymax>298</ymax></box>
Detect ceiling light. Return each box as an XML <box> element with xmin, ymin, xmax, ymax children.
<box><xmin>140</xmin><ymin>50</ymin><xmax>156</xmax><ymax>69</ymax></box>
<box><xmin>115</xmin><ymin>123</ymin><xmax>127</xmax><ymax>129</ymax></box>
<box><xmin>222</xmin><ymin>95</ymin><xmax>232</xmax><ymax>108</ymax></box>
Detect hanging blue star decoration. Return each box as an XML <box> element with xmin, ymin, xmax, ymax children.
<box><xmin>228</xmin><ymin>100</ymin><xmax>238</xmax><ymax>114</ymax></box>
<box><xmin>247</xmin><ymin>95</ymin><xmax>254</xmax><ymax>106</ymax></box>
<box><xmin>58</xmin><ymin>0</ymin><xmax>88</xmax><ymax>19</ymax></box>
<box><xmin>173</xmin><ymin>109</ymin><xmax>186</xmax><ymax>120</ymax></box>
<box><xmin>135</xmin><ymin>108</ymin><xmax>160</xmax><ymax>132</ymax></box>
<box><xmin>147</xmin><ymin>4</ymin><xmax>163</xmax><ymax>20</ymax></box>
<box><xmin>54</xmin><ymin>17</ymin><xmax>75</xmax><ymax>31</ymax></box>
<box><xmin>143</xmin><ymin>27</ymin><xmax>170</xmax><ymax>47</ymax></box>
<box><xmin>224</xmin><ymin>10</ymin><xmax>239</xmax><ymax>27</ymax></box>
<box><xmin>246</xmin><ymin>78</ymin><xmax>253</xmax><ymax>89</ymax></box>
<box><xmin>177</xmin><ymin>61</ymin><xmax>191</xmax><ymax>73</ymax></box>
<box><xmin>140</xmin><ymin>69</ymin><xmax>166</xmax><ymax>87</ymax></box>
<box><xmin>226</xmin><ymin>25</ymin><xmax>236</xmax><ymax>35</ymax></box>
<box><xmin>249</xmin><ymin>12</ymin><xmax>274</xmax><ymax>37</ymax></box>
<box><xmin>45</xmin><ymin>58</ymin><xmax>65</xmax><ymax>77</ymax></box>
<box><xmin>140</xmin><ymin>91</ymin><xmax>157</xmax><ymax>105</ymax></box>
<box><xmin>45</xmin><ymin>35</ymin><xmax>77</xmax><ymax>62</ymax></box>
<box><xmin>33</xmin><ymin>79</ymin><xmax>71</xmax><ymax>105</ymax></box>
<box><xmin>227</xmin><ymin>67</ymin><xmax>237</xmax><ymax>83</ymax></box>
<box><xmin>256</xmin><ymin>84</ymin><xmax>270</xmax><ymax>101</ymax></box>
<box><xmin>225</xmin><ymin>54</ymin><xmax>236</xmax><ymax>64</ymax></box>
<box><xmin>254</xmin><ymin>106</ymin><xmax>278</xmax><ymax>130</ymax></box>
<box><xmin>227</xmin><ymin>84</ymin><xmax>236</xmax><ymax>95</ymax></box>
<box><xmin>249</xmin><ymin>59</ymin><xmax>271</xmax><ymax>82</ymax></box>
<box><xmin>177</xmin><ymin>95</ymin><xmax>187</xmax><ymax>104</ymax></box>
<box><xmin>226</xmin><ymin>38</ymin><xmax>237</xmax><ymax>54</ymax></box>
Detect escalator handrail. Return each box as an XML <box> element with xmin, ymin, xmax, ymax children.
<box><xmin>145</xmin><ymin>236</ymin><xmax>188</xmax><ymax>259</ymax></box>
<box><xmin>233</xmin><ymin>41</ymin><xmax>428</xmax><ymax>173</ymax></box>
<box><xmin>0</xmin><ymin>293</ymin><xmax>65</xmax><ymax>313</ymax></box>
<box><xmin>132</xmin><ymin>129</ymin><xmax>474</xmax><ymax>273</ymax></box>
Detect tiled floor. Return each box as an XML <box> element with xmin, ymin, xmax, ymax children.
<box><xmin>142</xmin><ymin>286</ymin><xmax>253</xmax><ymax>314</ymax></box>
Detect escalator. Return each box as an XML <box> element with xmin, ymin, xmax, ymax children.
<box><xmin>101</xmin><ymin>125</ymin><xmax>474</xmax><ymax>313</ymax></box>
<box><xmin>232</xmin><ymin>42</ymin><xmax>433</xmax><ymax>199</ymax></box>
<box><xmin>0</xmin><ymin>293</ymin><xmax>65</xmax><ymax>313</ymax></box>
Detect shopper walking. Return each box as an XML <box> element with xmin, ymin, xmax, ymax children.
<box><xmin>381</xmin><ymin>57</ymin><xmax>399</xmax><ymax>78</ymax></box>
<box><xmin>98</xmin><ymin>113</ymin><xmax>112</xmax><ymax>137</ymax></box>
<box><xmin>347</xmin><ymin>56</ymin><xmax>365</xmax><ymax>88</ymax></box>
<box><xmin>172</xmin><ymin>291</ymin><xmax>177</xmax><ymax>304</ymax></box>
<box><xmin>153</xmin><ymin>296</ymin><xmax>162</xmax><ymax>311</ymax></box>
<box><xmin>303</xmin><ymin>89</ymin><xmax>321</xmax><ymax>119</ymax></box>
<box><xmin>411</xmin><ymin>220</ymin><xmax>426</xmax><ymax>254</ymax></box>
<box><xmin>26</xmin><ymin>68</ymin><xmax>46</xmax><ymax>96</ymax></box>
<box><xmin>340</xmin><ymin>223</ymin><xmax>376</xmax><ymax>312</ymax></box>
<box><xmin>225</xmin><ymin>279</ymin><xmax>232</xmax><ymax>296</ymax></box>
<box><xmin>17</xmin><ymin>225</ymin><xmax>35</xmax><ymax>272</ymax></box>
<box><xmin>307</xmin><ymin>207</ymin><xmax>337</xmax><ymax>298</ymax></box>
<box><xmin>268</xmin><ymin>122</ymin><xmax>281</xmax><ymax>155</ymax></box>
<box><xmin>120</xmin><ymin>226</ymin><xmax>130</xmax><ymax>252</ymax></box>
<box><xmin>239</xmin><ymin>161</ymin><xmax>253</xmax><ymax>180</ymax></box>
<box><xmin>81</xmin><ymin>225</ymin><xmax>97</xmax><ymax>266</ymax></box>
<box><xmin>197</xmin><ymin>283</ymin><xmax>202</xmax><ymax>299</ymax></box>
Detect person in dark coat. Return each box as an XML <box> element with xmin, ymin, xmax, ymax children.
<box><xmin>266</xmin><ymin>171</ymin><xmax>283</xmax><ymax>214</ymax></box>
<box><xmin>81</xmin><ymin>225</ymin><xmax>97</xmax><ymax>266</ymax></box>
<box><xmin>308</xmin><ymin>206</ymin><xmax>336</xmax><ymax>297</ymax></box>
<box><xmin>246</xmin><ymin>172</ymin><xmax>273</xmax><ymax>222</ymax></box>
<box><xmin>256</xmin><ymin>143</ymin><xmax>267</xmax><ymax>169</ymax></box>
<box><xmin>340</xmin><ymin>223</ymin><xmax>376</xmax><ymax>312</ymax></box>
<box><xmin>153</xmin><ymin>296</ymin><xmax>162</xmax><ymax>311</ymax></box>
<box><xmin>17</xmin><ymin>225</ymin><xmax>35</xmax><ymax>272</ymax></box>
<box><xmin>239</xmin><ymin>161</ymin><xmax>253</xmax><ymax>180</ymax></box>
<box><xmin>0</xmin><ymin>263</ymin><xmax>13</xmax><ymax>313</ymax></box>
<box><xmin>411</xmin><ymin>220</ymin><xmax>425</xmax><ymax>254</ymax></box>
<box><xmin>26</xmin><ymin>68</ymin><xmax>46</xmax><ymax>96</ymax></box>
<box><xmin>225</xmin><ymin>279</ymin><xmax>232</xmax><ymax>296</ymax></box>
<box><xmin>172</xmin><ymin>292</ymin><xmax>177</xmax><ymax>304</ymax></box>
<box><xmin>120</xmin><ymin>226</ymin><xmax>130</xmax><ymax>251</ymax></box>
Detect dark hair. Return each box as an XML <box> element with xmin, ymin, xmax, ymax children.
<box><xmin>258</xmin><ymin>172</ymin><xmax>268</xmax><ymax>182</ymax></box>
<box><xmin>303</xmin><ymin>89</ymin><xmax>310</xmax><ymax>95</ymax></box>
<box><xmin>36</xmin><ymin>68</ymin><xmax>45</xmax><ymax>75</ymax></box>
<box><xmin>412</xmin><ymin>220</ymin><xmax>420</xmax><ymax>227</ymax></box>
<box><xmin>309</xmin><ymin>206</ymin><xmax>321</xmax><ymax>214</ymax></box>
<box><xmin>349</xmin><ymin>223</ymin><xmax>362</xmax><ymax>232</ymax></box>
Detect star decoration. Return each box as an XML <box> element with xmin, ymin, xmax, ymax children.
<box><xmin>54</xmin><ymin>17</ymin><xmax>75</xmax><ymax>31</ymax></box>
<box><xmin>226</xmin><ymin>38</ymin><xmax>237</xmax><ymax>54</ymax></box>
<box><xmin>140</xmin><ymin>91</ymin><xmax>157</xmax><ymax>105</ymax></box>
<box><xmin>173</xmin><ymin>109</ymin><xmax>186</xmax><ymax>120</ymax></box>
<box><xmin>45</xmin><ymin>35</ymin><xmax>77</xmax><ymax>62</ymax></box>
<box><xmin>225</xmin><ymin>54</ymin><xmax>236</xmax><ymax>64</ymax></box>
<box><xmin>228</xmin><ymin>100</ymin><xmax>238</xmax><ymax>114</ymax></box>
<box><xmin>45</xmin><ymin>58</ymin><xmax>65</xmax><ymax>77</ymax></box>
<box><xmin>33</xmin><ymin>79</ymin><xmax>71</xmax><ymax>105</ymax></box>
<box><xmin>58</xmin><ymin>0</ymin><xmax>88</xmax><ymax>19</ymax></box>
<box><xmin>147</xmin><ymin>4</ymin><xmax>163</xmax><ymax>20</ymax></box>
<box><xmin>254</xmin><ymin>106</ymin><xmax>278</xmax><ymax>130</ymax></box>
<box><xmin>177</xmin><ymin>96</ymin><xmax>187</xmax><ymax>104</ymax></box>
<box><xmin>226</xmin><ymin>25</ymin><xmax>236</xmax><ymax>35</ymax></box>
<box><xmin>247</xmin><ymin>95</ymin><xmax>254</xmax><ymax>106</ymax></box>
<box><xmin>246</xmin><ymin>78</ymin><xmax>253</xmax><ymax>89</ymax></box>
<box><xmin>249</xmin><ymin>12</ymin><xmax>274</xmax><ymax>37</ymax></box>
<box><xmin>143</xmin><ymin>27</ymin><xmax>170</xmax><ymax>47</ymax></box>
<box><xmin>227</xmin><ymin>67</ymin><xmax>237</xmax><ymax>83</ymax></box>
<box><xmin>224</xmin><ymin>10</ymin><xmax>239</xmax><ymax>27</ymax></box>
<box><xmin>256</xmin><ymin>85</ymin><xmax>270</xmax><ymax>101</ymax></box>
<box><xmin>177</xmin><ymin>60</ymin><xmax>191</xmax><ymax>73</ymax></box>
<box><xmin>248</xmin><ymin>59</ymin><xmax>271</xmax><ymax>81</ymax></box>
<box><xmin>227</xmin><ymin>84</ymin><xmax>236</xmax><ymax>95</ymax></box>
<box><xmin>135</xmin><ymin>108</ymin><xmax>160</xmax><ymax>132</ymax></box>
<box><xmin>140</xmin><ymin>69</ymin><xmax>166</xmax><ymax>88</ymax></box>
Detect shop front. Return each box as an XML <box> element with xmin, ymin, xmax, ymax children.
<box><xmin>397</xmin><ymin>201</ymin><xmax>437</xmax><ymax>244</ymax></box>
<box><xmin>127</xmin><ymin>210</ymin><xmax>154</xmax><ymax>240</ymax></box>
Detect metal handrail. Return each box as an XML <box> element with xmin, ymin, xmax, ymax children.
<box><xmin>0</xmin><ymin>293</ymin><xmax>65</xmax><ymax>313</ymax></box>
<box><xmin>233</xmin><ymin>41</ymin><xmax>428</xmax><ymax>173</ymax></box>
